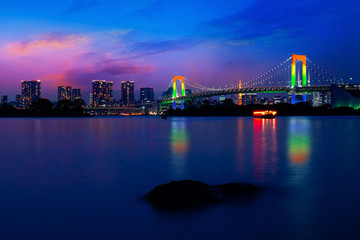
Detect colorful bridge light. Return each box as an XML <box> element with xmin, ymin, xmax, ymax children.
<box><xmin>291</xmin><ymin>54</ymin><xmax>307</xmax><ymax>87</ymax></box>
<box><xmin>172</xmin><ymin>76</ymin><xmax>186</xmax><ymax>109</ymax></box>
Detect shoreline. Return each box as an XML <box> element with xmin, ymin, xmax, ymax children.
<box><xmin>0</xmin><ymin>113</ymin><xmax>92</xmax><ymax>118</ymax></box>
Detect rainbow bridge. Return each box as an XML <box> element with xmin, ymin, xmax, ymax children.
<box><xmin>159</xmin><ymin>54</ymin><xmax>356</xmax><ymax>109</ymax></box>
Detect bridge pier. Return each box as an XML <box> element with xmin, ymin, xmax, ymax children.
<box><xmin>303</xmin><ymin>94</ymin><xmax>307</xmax><ymax>102</ymax></box>
<box><xmin>291</xmin><ymin>93</ymin><xmax>296</xmax><ymax>104</ymax></box>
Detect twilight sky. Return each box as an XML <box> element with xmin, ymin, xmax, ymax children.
<box><xmin>0</xmin><ymin>0</ymin><xmax>359</xmax><ymax>101</ymax></box>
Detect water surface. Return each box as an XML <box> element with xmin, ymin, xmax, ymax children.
<box><xmin>0</xmin><ymin>116</ymin><xmax>359</xmax><ymax>240</ymax></box>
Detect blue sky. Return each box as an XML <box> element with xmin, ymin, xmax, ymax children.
<box><xmin>0</xmin><ymin>0</ymin><xmax>359</xmax><ymax>101</ymax></box>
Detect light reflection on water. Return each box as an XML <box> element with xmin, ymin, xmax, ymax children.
<box><xmin>252</xmin><ymin>118</ymin><xmax>278</xmax><ymax>180</ymax></box>
<box><xmin>0</xmin><ymin>116</ymin><xmax>359</xmax><ymax>240</ymax></box>
<box><xmin>288</xmin><ymin>118</ymin><xmax>311</xmax><ymax>165</ymax></box>
<box><xmin>170</xmin><ymin>120</ymin><xmax>189</xmax><ymax>179</ymax></box>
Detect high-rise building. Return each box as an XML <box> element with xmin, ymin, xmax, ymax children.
<box><xmin>58</xmin><ymin>86</ymin><xmax>72</xmax><ymax>101</ymax></box>
<box><xmin>15</xmin><ymin>95</ymin><xmax>22</xmax><ymax>109</ymax></box>
<box><xmin>22</xmin><ymin>80</ymin><xmax>41</xmax><ymax>108</ymax></box>
<box><xmin>92</xmin><ymin>80</ymin><xmax>113</xmax><ymax>107</ymax></box>
<box><xmin>139</xmin><ymin>87</ymin><xmax>154</xmax><ymax>105</ymax></box>
<box><xmin>121</xmin><ymin>81</ymin><xmax>135</xmax><ymax>106</ymax></box>
<box><xmin>72</xmin><ymin>88</ymin><xmax>82</xmax><ymax>101</ymax></box>
<box><xmin>185</xmin><ymin>89</ymin><xmax>192</xmax><ymax>95</ymax></box>
<box><xmin>1</xmin><ymin>95</ymin><xmax>8</xmax><ymax>104</ymax></box>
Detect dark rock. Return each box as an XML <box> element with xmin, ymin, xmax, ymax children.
<box><xmin>146</xmin><ymin>180</ymin><xmax>221</xmax><ymax>208</ymax></box>
<box><xmin>145</xmin><ymin>180</ymin><xmax>260</xmax><ymax>209</ymax></box>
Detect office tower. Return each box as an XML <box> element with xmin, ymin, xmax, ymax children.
<box><xmin>1</xmin><ymin>95</ymin><xmax>8</xmax><ymax>104</ymax></box>
<box><xmin>58</xmin><ymin>86</ymin><xmax>72</xmax><ymax>101</ymax></box>
<box><xmin>121</xmin><ymin>81</ymin><xmax>135</xmax><ymax>106</ymax></box>
<box><xmin>15</xmin><ymin>95</ymin><xmax>22</xmax><ymax>108</ymax></box>
<box><xmin>92</xmin><ymin>80</ymin><xmax>113</xmax><ymax>107</ymax></box>
<box><xmin>71</xmin><ymin>88</ymin><xmax>82</xmax><ymax>101</ymax></box>
<box><xmin>139</xmin><ymin>87</ymin><xmax>154</xmax><ymax>105</ymax></box>
<box><xmin>21</xmin><ymin>80</ymin><xmax>41</xmax><ymax>108</ymax></box>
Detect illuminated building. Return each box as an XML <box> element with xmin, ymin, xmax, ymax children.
<box><xmin>273</xmin><ymin>95</ymin><xmax>282</xmax><ymax>104</ymax></box>
<box><xmin>58</xmin><ymin>86</ymin><xmax>72</xmax><ymax>101</ymax></box>
<box><xmin>121</xmin><ymin>81</ymin><xmax>135</xmax><ymax>106</ymax></box>
<box><xmin>139</xmin><ymin>87</ymin><xmax>154</xmax><ymax>105</ymax></box>
<box><xmin>185</xmin><ymin>89</ymin><xmax>192</xmax><ymax>95</ymax></box>
<box><xmin>89</xmin><ymin>93</ymin><xmax>93</xmax><ymax>106</ymax></box>
<box><xmin>21</xmin><ymin>80</ymin><xmax>41</xmax><ymax>108</ymax></box>
<box><xmin>242</xmin><ymin>94</ymin><xmax>257</xmax><ymax>105</ymax></box>
<box><xmin>71</xmin><ymin>88</ymin><xmax>82</xmax><ymax>101</ymax></box>
<box><xmin>312</xmin><ymin>92</ymin><xmax>331</xmax><ymax>107</ymax></box>
<box><xmin>92</xmin><ymin>80</ymin><xmax>113</xmax><ymax>107</ymax></box>
<box><xmin>312</xmin><ymin>92</ymin><xmax>323</xmax><ymax>107</ymax></box>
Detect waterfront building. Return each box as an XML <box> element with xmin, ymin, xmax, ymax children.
<box><xmin>72</xmin><ymin>88</ymin><xmax>82</xmax><ymax>101</ymax></box>
<box><xmin>1</xmin><ymin>95</ymin><xmax>8</xmax><ymax>104</ymax></box>
<box><xmin>21</xmin><ymin>80</ymin><xmax>41</xmax><ymax>108</ymax></box>
<box><xmin>58</xmin><ymin>86</ymin><xmax>72</xmax><ymax>101</ymax></box>
<box><xmin>92</xmin><ymin>80</ymin><xmax>113</xmax><ymax>107</ymax></box>
<box><xmin>121</xmin><ymin>81</ymin><xmax>135</xmax><ymax>106</ymax></box>
<box><xmin>219</xmin><ymin>95</ymin><xmax>226</xmax><ymax>101</ymax></box>
<box><xmin>273</xmin><ymin>95</ymin><xmax>282</xmax><ymax>104</ymax></box>
<box><xmin>139</xmin><ymin>87</ymin><xmax>154</xmax><ymax>105</ymax></box>
<box><xmin>242</xmin><ymin>94</ymin><xmax>257</xmax><ymax>105</ymax></box>
<box><xmin>89</xmin><ymin>93</ymin><xmax>93</xmax><ymax>107</ymax></box>
<box><xmin>312</xmin><ymin>92</ymin><xmax>323</xmax><ymax>107</ymax></box>
<box><xmin>15</xmin><ymin>95</ymin><xmax>22</xmax><ymax>108</ymax></box>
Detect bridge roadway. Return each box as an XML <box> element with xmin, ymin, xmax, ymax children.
<box><xmin>161</xmin><ymin>85</ymin><xmax>332</xmax><ymax>102</ymax></box>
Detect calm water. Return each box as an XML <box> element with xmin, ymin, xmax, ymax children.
<box><xmin>0</xmin><ymin>116</ymin><xmax>359</xmax><ymax>240</ymax></box>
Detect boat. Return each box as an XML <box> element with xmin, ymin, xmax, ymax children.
<box><xmin>253</xmin><ymin>110</ymin><xmax>277</xmax><ymax>119</ymax></box>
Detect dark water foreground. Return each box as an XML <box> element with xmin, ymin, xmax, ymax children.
<box><xmin>0</xmin><ymin>116</ymin><xmax>359</xmax><ymax>240</ymax></box>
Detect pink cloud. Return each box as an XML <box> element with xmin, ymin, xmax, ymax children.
<box><xmin>42</xmin><ymin>59</ymin><xmax>155</xmax><ymax>88</ymax></box>
<box><xmin>5</xmin><ymin>32</ymin><xmax>89</xmax><ymax>56</ymax></box>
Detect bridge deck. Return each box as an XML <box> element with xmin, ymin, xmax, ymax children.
<box><xmin>161</xmin><ymin>86</ymin><xmax>331</xmax><ymax>102</ymax></box>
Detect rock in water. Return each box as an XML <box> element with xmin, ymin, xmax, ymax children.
<box><xmin>145</xmin><ymin>180</ymin><xmax>260</xmax><ymax>208</ymax></box>
<box><xmin>146</xmin><ymin>180</ymin><xmax>221</xmax><ymax>208</ymax></box>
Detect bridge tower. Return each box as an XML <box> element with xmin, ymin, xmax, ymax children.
<box><xmin>172</xmin><ymin>76</ymin><xmax>185</xmax><ymax>109</ymax></box>
<box><xmin>238</xmin><ymin>79</ymin><xmax>242</xmax><ymax>106</ymax></box>
<box><xmin>291</xmin><ymin>54</ymin><xmax>307</xmax><ymax>104</ymax></box>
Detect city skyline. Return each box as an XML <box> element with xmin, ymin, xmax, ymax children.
<box><xmin>1</xmin><ymin>79</ymin><xmax>156</xmax><ymax>104</ymax></box>
<box><xmin>0</xmin><ymin>1</ymin><xmax>359</xmax><ymax>101</ymax></box>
